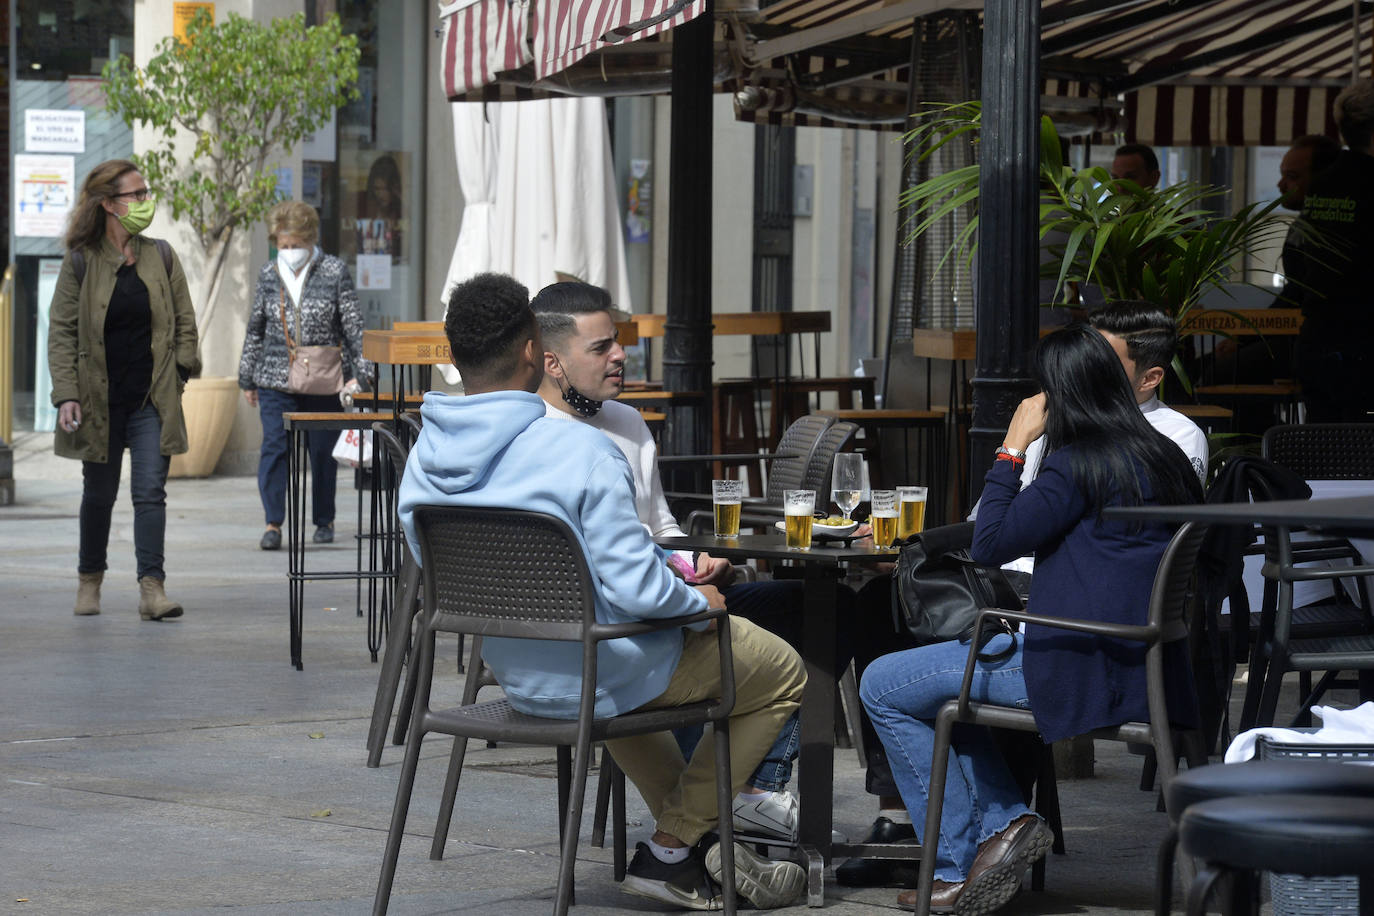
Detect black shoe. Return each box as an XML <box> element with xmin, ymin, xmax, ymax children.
<box><xmin>621</xmin><ymin>842</ymin><xmax>721</xmax><ymax>911</ymax></box>
<box><xmin>834</xmin><ymin>816</ymin><xmax>919</xmax><ymax>888</ymax></box>
<box><xmin>312</xmin><ymin>524</ymin><xmax>334</xmax><ymax>544</ymax></box>
<box><xmin>259</xmin><ymin>528</ymin><xmax>282</xmax><ymax>551</ymax></box>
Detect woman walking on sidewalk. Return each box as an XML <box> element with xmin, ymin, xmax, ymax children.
<box><xmin>237</xmin><ymin>200</ymin><xmax>370</xmax><ymax>551</ymax></box>
<box><xmin>48</xmin><ymin>158</ymin><xmax>200</xmax><ymax>620</ymax></box>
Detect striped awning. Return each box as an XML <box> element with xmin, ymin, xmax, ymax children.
<box><xmin>439</xmin><ymin>0</ymin><xmax>705</xmax><ymax>100</ymax></box>
<box><xmin>438</xmin><ymin>0</ymin><xmax>1372</xmax><ymax>145</ymax></box>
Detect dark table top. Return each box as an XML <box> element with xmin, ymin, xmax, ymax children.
<box><xmin>1104</xmin><ymin>494</ymin><xmax>1374</xmax><ymax>533</ymax></box>
<box><xmin>655</xmin><ymin>533</ymin><xmax>893</xmax><ymax>565</ymax></box>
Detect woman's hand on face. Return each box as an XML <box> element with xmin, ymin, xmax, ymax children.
<box><xmin>243</xmin><ymin>389</ymin><xmax>259</xmax><ymax>408</ymax></box>
<box><xmin>58</xmin><ymin>401</ymin><xmax>82</xmax><ymax>433</ymax></box>
<box><xmin>1004</xmin><ymin>393</ymin><xmax>1047</xmax><ymax>452</ymax></box>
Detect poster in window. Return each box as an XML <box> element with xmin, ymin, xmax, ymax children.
<box><xmin>339</xmin><ymin>150</ymin><xmax>407</xmax><ymax>265</ymax></box>
<box><xmin>15</xmin><ymin>154</ymin><xmax>75</xmax><ymax>238</ymax></box>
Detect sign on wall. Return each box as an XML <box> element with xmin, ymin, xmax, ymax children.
<box><xmin>14</xmin><ymin>154</ymin><xmax>75</xmax><ymax>238</ymax></box>
<box><xmin>25</xmin><ymin>110</ymin><xmax>85</xmax><ymax>153</ymax></box>
<box><xmin>173</xmin><ymin>2</ymin><xmax>215</xmax><ymax>43</ymax></box>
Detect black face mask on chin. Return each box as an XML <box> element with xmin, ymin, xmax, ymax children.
<box><xmin>560</xmin><ymin>381</ymin><xmax>603</xmax><ymax>417</ymax></box>
<box><xmin>550</xmin><ymin>356</ymin><xmax>603</xmax><ymax>417</ymax></box>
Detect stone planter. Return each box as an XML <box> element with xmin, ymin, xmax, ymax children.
<box><xmin>169</xmin><ymin>376</ymin><xmax>239</xmax><ymax>478</ymax></box>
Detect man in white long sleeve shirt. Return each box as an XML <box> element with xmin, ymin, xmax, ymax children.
<box><xmin>532</xmin><ymin>281</ymin><xmax>856</xmax><ymax>846</ymax></box>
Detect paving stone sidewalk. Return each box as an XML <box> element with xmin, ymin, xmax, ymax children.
<box><xmin>0</xmin><ymin>454</ymin><xmax>1231</xmax><ymax>914</ymax></box>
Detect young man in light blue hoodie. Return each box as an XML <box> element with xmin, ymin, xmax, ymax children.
<box><xmin>397</xmin><ymin>273</ymin><xmax>807</xmax><ymax>911</ymax></box>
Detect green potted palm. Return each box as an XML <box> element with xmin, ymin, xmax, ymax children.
<box><xmin>899</xmin><ymin>101</ymin><xmax>1293</xmax><ymax>388</ymax></box>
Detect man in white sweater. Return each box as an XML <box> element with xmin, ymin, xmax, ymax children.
<box><xmin>533</xmin><ymin>281</ymin><xmax>856</xmax><ymax>846</ymax></box>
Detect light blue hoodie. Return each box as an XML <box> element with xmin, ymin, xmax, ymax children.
<box><xmin>397</xmin><ymin>389</ymin><xmax>707</xmax><ymax>719</ymax></box>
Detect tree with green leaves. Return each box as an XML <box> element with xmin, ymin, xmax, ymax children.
<box><xmin>102</xmin><ymin>10</ymin><xmax>359</xmax><ymax>351</ymax></box>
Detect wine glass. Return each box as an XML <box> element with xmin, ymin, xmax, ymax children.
<box><xmin>831</xmin><ymin>453</ymin><xmax>867</xmax><ymax>523</ymax></box>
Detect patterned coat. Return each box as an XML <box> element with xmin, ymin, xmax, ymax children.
<box><xmin>237</xmin><ymin>252</ymin><xmax>372</xmax><ymax>393</ymax></box>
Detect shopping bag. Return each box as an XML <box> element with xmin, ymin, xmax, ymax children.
<box><xmin>332</xmin><ymin>427</ymin><xmax>373</xmax><ymax>468</ymax></box>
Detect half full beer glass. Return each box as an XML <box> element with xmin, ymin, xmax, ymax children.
<box><xmin>712</xmin><ymin>479</ymin><xmax>742</xmax><ymax>538</ymax></box>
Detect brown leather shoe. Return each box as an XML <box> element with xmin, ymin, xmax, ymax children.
<box><xmin>956</xmin><ymin>814</ymin><xmax>1053</xmax><ymax>914</ymax></box>
<box><xmin>898</xmin><ymin>879</ymin><xmax>963</xmax><ymax>913</ymax></box>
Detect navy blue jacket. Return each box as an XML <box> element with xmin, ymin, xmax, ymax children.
<box><xmin>972</xmin><ymin>451</ymin><xmax>1196</xmax><ymax>744</ymax></box>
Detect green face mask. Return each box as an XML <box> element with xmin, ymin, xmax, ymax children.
<box><xmin>117</xmin><ymin>198</ymin><xmax>156</xmax><ymax>235</ymax></box>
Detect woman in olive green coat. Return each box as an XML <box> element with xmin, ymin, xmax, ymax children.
<box><xmin>48</xmin><ymin>159</ymin><xmax>200</xmax><ymax>619</ymax></box>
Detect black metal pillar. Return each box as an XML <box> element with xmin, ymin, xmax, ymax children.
<box><xmin>662</xmin><ymin>7</ymin><xmax>713</xmax><ymax>464</ymax></box>
<box><xmin>968</xmin><ymin>3</ymin><xmax>1040</xmax><ymax>506</ymax></box>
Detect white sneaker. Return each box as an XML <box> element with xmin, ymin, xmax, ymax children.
<box><xmin>705</xmin><ymin>840</ymin><xmax>806</xmax><ymax>909</ymax></box>
<box><xmin>731</xmin><ymin>790</ymin><xmax>799</xmax><ymax>843</ymax></box>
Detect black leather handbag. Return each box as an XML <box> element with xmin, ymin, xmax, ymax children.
<box><xmin>892</xmin><ymin>521</ymin><xmax>1023</xmax><ymax>661</ymax></box>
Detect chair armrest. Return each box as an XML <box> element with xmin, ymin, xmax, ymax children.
<box><xmin>657</xmin><ymin>451</ymin><xmax>802</xmax><ymax>465</ymax></box>
<box><xmin>591</xmin><ymin>603</ymin><xmax>727</xmax><ymax>641</ymax></box>
<box><xmin>955</xmin><ymin>606</ymin><xmax>1157</xmax><ymax>717</ymax></box>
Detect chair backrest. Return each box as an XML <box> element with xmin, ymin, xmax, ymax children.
<box><xmin>1264</xmin><ymin>423</ymin><xmax>1374</xmax><ymax>480</ymax></box>
<box><xmin>398</xmin><ymin>411</ymin><xmax>424</xmax><ymax>447</ymax></box>
<box><xmin>373</xmin><ymin>422</ymin><xmax>409</xmax><ymax>483</ymax></box>
<box><xmin>801</xmin><ymin>421</ymin><xmax>860</xmax><ymax>495</ymax></box>
<box><xmin>765</xmin><ymin>414</ymin><xmax>835</xmax><ymax>502</ymax></box>
<box><xmin>1152</xmin><ymin>520</ymin><xmax>1211</xmax><ymax>645</ymax></box>
<box><xmin>413</xmin><ymin>505</ymin><xmax>596</xmax><ymax>643</ymax></box>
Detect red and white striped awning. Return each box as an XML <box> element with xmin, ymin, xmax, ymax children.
<box><xmin>439</xmin><ymin>0</ymin><xmax>705</xmax><ymax>100</ymax></box>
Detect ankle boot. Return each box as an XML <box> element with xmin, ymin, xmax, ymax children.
<box><xmin>138</xmin><ymin>576</ymin><xmax>184</xmax><ymax>621</ymax></box>
<box><xmin>74</xmin><ymin>572</ymin><xmax>103</xmax><ymax>616</ymax></box>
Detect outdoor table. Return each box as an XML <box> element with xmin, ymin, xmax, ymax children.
<box><xmin>655</xmin><ymin>532</ymin><xmax>895</xmax><ymax>906</ymax></box>
<box><xmin>1103</xmin><ymin>494</ymin><xmax>1374</xmax><ymax>534</ymax></box>
<box><xmin>282</xmin><ymin>411</ymin><xmax>393</xmax><ymax>670</ymax></box>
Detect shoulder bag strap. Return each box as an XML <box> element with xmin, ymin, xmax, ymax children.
<box><xmin>277</xmin><ymin>286</ymin><xmax>296</xmax><ymax>359</ymax></box>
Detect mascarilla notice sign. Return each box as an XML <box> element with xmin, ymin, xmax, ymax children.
<box><xmin>174</xmin><ymin>2</ymin><xmax>215</xmax><ymax>42</ymax></box>
<box><xmin>25</xmin><ymin>110</ymin><xmax>85</xmax><ymax>153</ymax></box>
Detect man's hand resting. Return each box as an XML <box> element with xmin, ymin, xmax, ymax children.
<box><xmin>693</xmin><ymin>553</ymin><xmax>735</xmax><ymax>587</ymax></box>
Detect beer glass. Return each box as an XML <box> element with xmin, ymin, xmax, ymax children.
<box><xmin>783</xmin><ymin>489</ymin><xmax>816</xmax><ymax>550</ymax></box>
<box><xmin>870</xmin><ymin>489</ymin><xmax>899</xmax><ymax>549</ymax></box>
<box><xmin>897</xmin><ymin>486</ymin><xmax>928</xmax><ymax>540</ymax></box>
<box><xmin>712</xmin><ymin>479</ymin><xmax>742</xmax><ymax>538</ymax></box>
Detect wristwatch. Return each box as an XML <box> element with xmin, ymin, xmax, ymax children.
<box><xmin>996</xmin><ymin>444</ymin><xmax>1027</xmax><ymax>461</ymax></box>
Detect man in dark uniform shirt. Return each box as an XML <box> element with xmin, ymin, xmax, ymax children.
<box><xmin>1297</xmin><ymin>79</ymin><xmax>1374</xmax><ymax>422</ymax></box>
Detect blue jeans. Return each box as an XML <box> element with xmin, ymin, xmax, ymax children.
<box><xmin>674</xmin><ymin>578</ymin><xmax>855</xmax><ymax>792</ymax></box>
<box><xmin>79</xmin><ymin>402</ymin><xmax>169</xmax><ymax>580</ymax></box>
<box><xmin>256</xmin><ymin>388</ymin><xmax>341</xmax><ymax>527</ymax></box>
<box><xmin>859</xmin><ymin>634</ymin><xmax>1032</xmax><ymax>882</ymax></box>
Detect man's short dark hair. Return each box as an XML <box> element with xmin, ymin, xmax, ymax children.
<box><xmin>443</xmin><ymin>272</ymin><xmax>534</xmax><ymax>382</ymax></box>
<box><xmin>1087</xmin><ymin>299</ymin><xmax>1178</xmax><ymax>374</ymax></box>
<box><xmin>530</xmin><ymin>281</ymin><xmax>613</xmax><ymax>352</ymax></box>
<box><xmin>1292</xmin><ymin>134</ymin><xmax>1341</xmax><ymax>173</ymax></box>
<box><xmin>1114</xmin><ymin>143</ymin><xmax>1159</xmax><ymax>175</ymax></box>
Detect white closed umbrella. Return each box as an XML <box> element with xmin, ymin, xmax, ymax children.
<box><xmin>442</xmin><ymin>96</ymin><xmax>633</xmax><ymax>385</ymax></box>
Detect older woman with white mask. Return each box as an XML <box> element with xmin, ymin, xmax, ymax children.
<box><xmin>237</xmin><ymin>200</ymin><xmax>371</xmax><ymax>550</ymax></box>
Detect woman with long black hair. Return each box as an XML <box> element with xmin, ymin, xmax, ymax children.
<box><xmin>860</xmin><ymin>323</ymin><xmax>1203</xmax><ymax>914</ymax></box>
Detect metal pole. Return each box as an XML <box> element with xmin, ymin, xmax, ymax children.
<box><xmin>968</xmin><ymin>2</ymin><xmax>1040</xmax><ymax>507</ymax></box>
<box><xmin>662</xmin><ymin>5</ymin><xmax>714</xmax><ymax>464</ymax></box>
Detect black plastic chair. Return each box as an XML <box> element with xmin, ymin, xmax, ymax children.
<box><xmin>365</xmin><ymin>423</ymin><xmax>416</xmax><ymax>767</ymax></box>
<box><xmin>1236</xmin><ymin>424</ymin><xmax>1374</xmax><ymax>729</ymax></box>
<box><xmin>665</xmin><ymin>414</ymin><xmax>836</xmax><ymax>523</ymax></box>
<box><xmin>374</xmin><ymin>505</ymin><xmax>740</xmax><ymax>916</ymax></box>
<box><xmin>909</xmin><ymin>521</ymin><xmax>1212</xmax><ymax>916</ymax></box>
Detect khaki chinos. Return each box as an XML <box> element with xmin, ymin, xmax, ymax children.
<box><xmin>604</xmin><ymin>617</ymin><xmax>806</xmax><ymax>845</ymax></box>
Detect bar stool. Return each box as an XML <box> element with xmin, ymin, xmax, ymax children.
<box><xmin>1173</xmin><ymin>403</ymin><xmax>1234</xmax><ymax>436</ymax></box>
<box><xmin>1178</xmin><ymin>793</ymin><xmax>1374</xmax><ymax>915</ymax></box>
<box><xmin>713</xmin><ymin>379</ymin><xmax>767</xmax><ymax>493</ymax></box>
<box><xmin>1157</xmin><ymin>759</ymin><xmax>1374</xmax><ymax>914</ymax></box>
